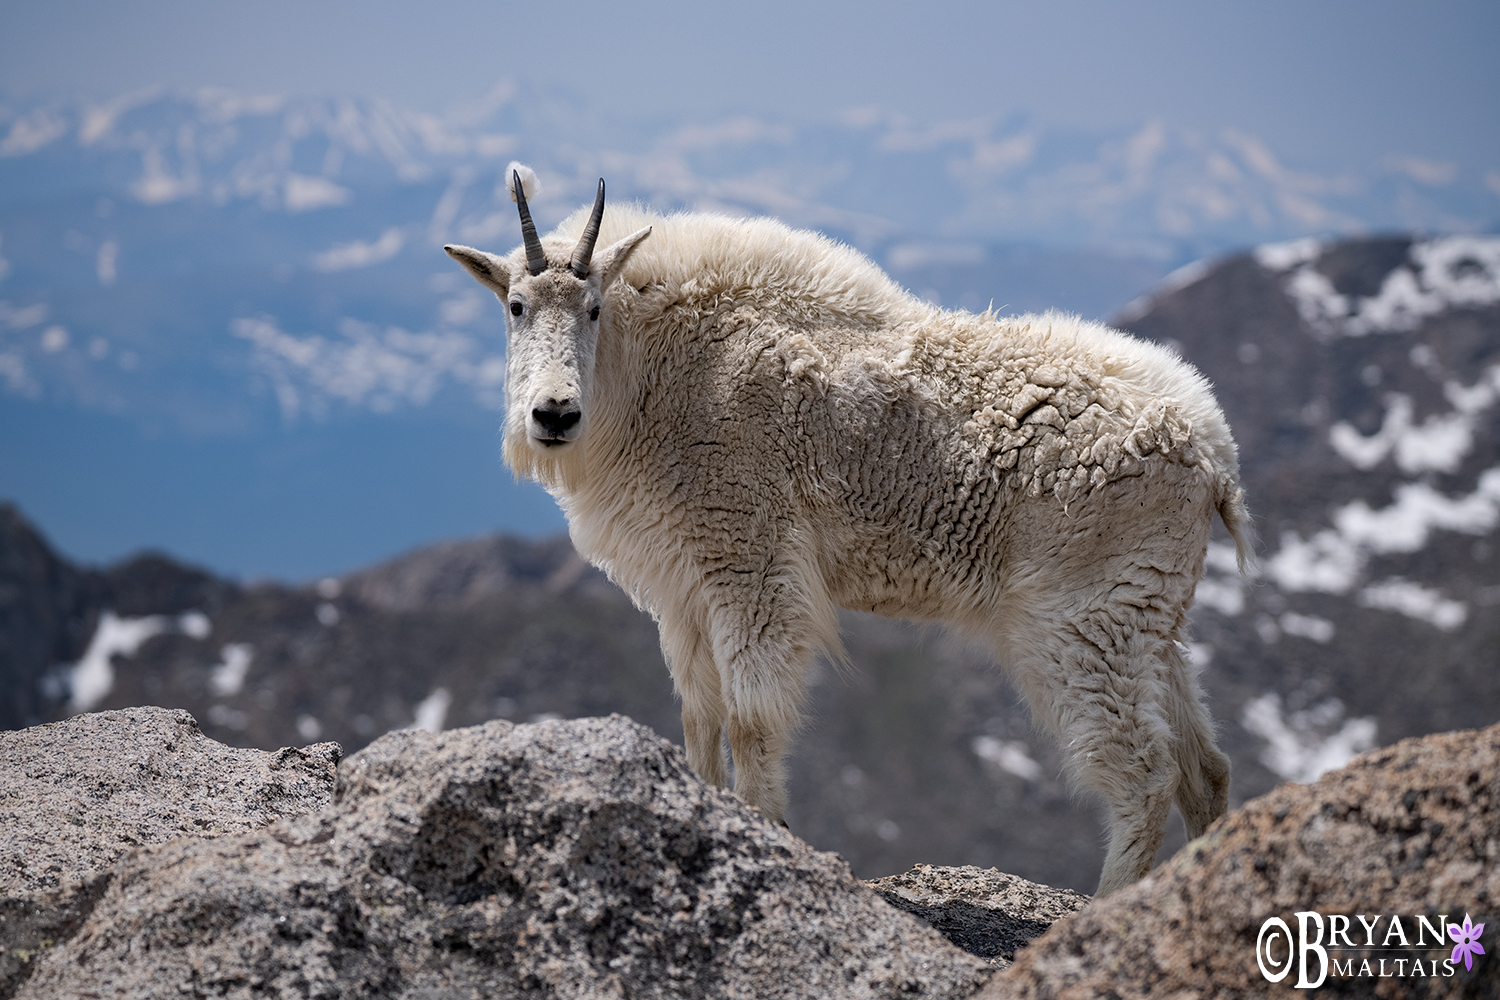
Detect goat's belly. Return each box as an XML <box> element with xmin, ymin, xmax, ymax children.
<box><xmin>822</xmin><ymin>516</ymin><xmax>1009</xmax><ymax>623</ymax></box>
<box><xmin>821</xmin><ymin>454</ymin><xmax>1211</xmax><ymax>625</ymax></box>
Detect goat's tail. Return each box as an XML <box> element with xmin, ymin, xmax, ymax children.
<box><xmin>1216</xmin><ymin>478</ymin><xmax>1255</xmax><ymax>574</ymax></box>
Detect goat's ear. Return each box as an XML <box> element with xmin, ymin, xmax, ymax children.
<box><xmin>444</xmin><ymin>244</ymin><xmax>511</xmax><ymax>298</ymax></box>
<box><xmin>597</xmin><ymin>226</ymin><xmax>652</xmax><ymax>290</ymax></box>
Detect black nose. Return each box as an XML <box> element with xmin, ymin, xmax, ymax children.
<box><xmin>532</xmin><ymin>402</ymin><xmax>581</xmax><ymax>437</ymax></box>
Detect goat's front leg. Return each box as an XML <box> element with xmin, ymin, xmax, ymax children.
<box><xmin>705</xmin><ymin>561</ymin><xmax>837</xmax><ymax>826</ymax></box>
<box><xmin>659</xmin><ymin>609</ymin><xmax>730</xmax><ymax>789</ymax></box>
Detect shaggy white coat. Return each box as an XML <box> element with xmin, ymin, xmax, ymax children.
<box><xmin>447</xmin><ymin>199</ymin><xmax>1251</xmax><ymax>895</ymax></box>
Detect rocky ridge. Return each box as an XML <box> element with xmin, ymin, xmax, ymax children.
<box><xmin>3</xmin><ymin>707</ymin><xmax>1496</xmax><ymax>998</ymax></box>
<box><xmin>3</xmin><ymin>708</ymin><xmax>1006</xmax><ymax>1000</ymax></box>
<box><xmin>0</xmin><ymin>707</ymin><xmax>340</xmax><ymax>996</ymax></box>
<box><xmin>985</xmin><ymin>721</ymin><xmax>1500</xmax><ymax>998</ymax></box>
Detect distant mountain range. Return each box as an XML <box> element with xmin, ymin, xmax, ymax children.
<box><xmin>4</xmin><ymin>230</ymin><xmax>1496</xmax><ymax>895</ymax></box>
<box><xmin>1</xmin><ymin>85</ymin><xmax>1497</xmax><ymax>575</ymax></box>
<box><xmin>4</xmin><ymin>85</ymin><xmax>1498</xmax><ymax>426</ymax></box>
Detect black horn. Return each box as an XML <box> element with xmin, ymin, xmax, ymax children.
<box><xmin>514</xmin><ymin>169</ymin><xmax>547</xmax><ymax>276</ymax></box>
<box><xmin>570</xmin><ymin>179</ymin><xmax>606</xmax><ymax>279</ymax></box>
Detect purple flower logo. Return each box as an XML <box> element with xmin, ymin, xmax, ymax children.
<box><xmin>1449</xmin><ymin>913</ymin><xmax>1486</xmax><ymax>972</ymax></box>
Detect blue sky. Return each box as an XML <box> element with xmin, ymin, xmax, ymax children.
<box><xmin>3</xmin><ymin>0</ymin><xmax>1497</xmax><ymax>173</ymax></box>
<box><xmin>2</xmin><ymin>0</ymin><xmax>1497</xmax><ymax>579</ymax></box>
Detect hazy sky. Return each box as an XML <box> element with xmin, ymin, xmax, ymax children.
<box><xmin>3</xmin><ymin>0</ymin><xmax>1497</xmax><ymax>173</ymax></box>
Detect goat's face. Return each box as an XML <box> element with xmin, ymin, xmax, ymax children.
<box><xmin>503</xmin><ymin>266</ymin><xmax>603</xmax><ymax>449</ymax></box>
<box><xmin>445</xmin><ymin>176</ymin><xmax>649</xmax><ymax>461</ymax></box>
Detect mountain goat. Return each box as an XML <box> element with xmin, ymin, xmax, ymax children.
<box><xmin>446</xmin><ymin>169</ymin><xmax>1251</xmax><ymax>895</ymax></box>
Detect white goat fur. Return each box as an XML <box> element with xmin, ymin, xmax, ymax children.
<box><xmin>447</xmin><ymin>196</ymin><xmax>1251</xmax><ymax>895</ymax></box>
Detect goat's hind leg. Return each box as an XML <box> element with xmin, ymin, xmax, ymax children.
<box><xmin>1164</xmin><ymin>640</ymin><xmax>1230</xmax><ymax>839</ymax></box>
<box><xmin>1077</xmin><ymin>625</ymin><xmax>1181</xmax><ymax>897</ymax></box>
<box><xmin>1000</xmin><ymin>609</ymin><xmax>1181</xmax><ymax>897</ymax></box>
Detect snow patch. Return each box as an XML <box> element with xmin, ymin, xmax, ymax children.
<box><xmin>1336</xmin><ymin>473</ymin><xmax>1500</xmax><ymax>554</ymax></box>
<box><xmin>178</xmin><ymin>611</ymin><xmax>211</xmax><ymax>639</ymax></box>
<box><xmin>1270</xmin><ymin>235</ymin><xmax>1500</xmax><ymax>336</ymax></box>
<box><xmin>972</xmin><ymin>735</ymin><xmax>1042</xmax><ymax>781</ymax></box>
<box><xmin>296</xmin><ymin>715</ymin><xmax>323</xmax><ymax>741</ymax></box>
<box><xmin>1444</xmin><ymin>362</ymin><xmax>1500</xmax><ymax>415</ymax></box>
<box><xmin>209</xmin><ymin>643</ymin><xmax>254</xmax><ymax>697</ymax></box>
<box><xmin>1358</xmin><ymin>578</ymin><xmax>1468</xmax><ymax>631</ymax></box>
<box><xmin>1266</xmin><ymin>467</ymin><xmax>1500</xmax><ymax>595</ymax></box>
<box><xmin>208</xmin><ymin>704</ymin><xmax>248</xmax><ymax>730</ymax></box>
<box><xmin>1254</xmin><ymin>237</ymin><xmax>1322</xmax><ymax>273</ymax></box>
<box><xmin>1265</xmin><ymin>530</ymin><xmax>1363</xmax><ymax>594</ymax></box>
<box><xmin>1156</xmin><ymin>258</ymin><xmax>1211</xmax><ymax>295</ymax></box>
<box><xmin>1120</xmin><ymin>258</ymin><xmax>1216</xmax><ymax>321</ymax></box>
<box><xmin>1180</xmin><ymin>641</ymin><xmax>1213</xmax><ymax>669</ymax></box>
<box><xmin>1203</xmin><ymin>541</ymin><xmax>1243</xmax><ymax>575</ymax></box>
<box><xmin>1241</xmin><ymin>693</ymin><xmax>1376</xmax><ymax>784</ymax></box>
<box><xmin>1193</xmin><ymin>541</ymin><xmax>1248</xmax><ymax>616</ymax></box>
<box><xmin>1194</xmin><ymin>576</ymin><xmax>1245</xmax><ymax>616</ymax></box>
<box><xmin>1328</xmin><ymin>387</ymin><xmax>1489</xmax><ymax>475</ymax></box>
<box><xmin>411</xmin><ymin>687</ymin><xmax>452</xmax><ymax>733</ymax></box>
<box><xmin>1326</xmin><ymin>361</ymin><xmax>1500</xmax><ymax>479</ymax></box>
<box><xmin>1278</xmin><ymin>611</ymin><xmax>1335</xmax><ymax>643</ymax></box>
<box><xmin>66</xmin><ymin>611</ymin><xmax>171</xmax><ymax>713</ymax></box>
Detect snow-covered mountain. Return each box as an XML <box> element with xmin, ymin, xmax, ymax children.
<box><xmin>1122</xmin><ymin>232</ymin><xmax>1500</xmax><ymax>798</ymax></box>
<box><xmin>1</xmin><ymin>85</ymin><xmax>1496</xmax><ymax>575</ymax></box>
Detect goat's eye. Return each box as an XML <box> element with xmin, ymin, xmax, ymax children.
<box><xmin>510</xmin><ymin>301</ymin><xmax>523</xmax><ymax>316</ymax></box>
<box><xmin>589</xmin><ymin>305</ymin><xmax>601</xmax><ymax>322</ymax></box>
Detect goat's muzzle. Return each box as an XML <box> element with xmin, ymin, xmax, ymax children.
<box><xmin>530</xmin><ymin>399</ymin><xmax>582</xmax><ymax>446</ymax></box>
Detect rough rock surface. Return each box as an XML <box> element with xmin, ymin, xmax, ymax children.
<box><xmin>982</xmin><ymin>722</ymin><xmax>1500</xmax><ymax>999</ymax></box>
<box><xmin>15</xmin><ymin>714</ymin><xmax>995</xmax><ymax>1000</ymax></box>
<box><xmin>866</xmin><ymin>865</ymin><xmax>1090</xmax><ymax>969</ymax></box>
<box><xmin>0</xmin><ymin>707</ymin><xmax>341</xmax><ymax>996</ymax></box>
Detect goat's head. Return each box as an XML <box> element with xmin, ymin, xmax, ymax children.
<box><xmin>445</xmin><ymin>170</ymin><xmax>651</xmax><ymax>462</ymax></box>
